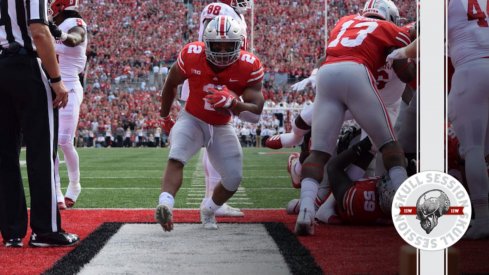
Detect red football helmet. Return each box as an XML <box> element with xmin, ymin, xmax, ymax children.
<box><xmin>49</xmin><ymin>0</ymin><xmax>79</xmax><ymax>18</ymax></box>
<box><xmin>219</xmin><ymin>0</ymin><xmax>251</xmax><ymax>13</ymax></box>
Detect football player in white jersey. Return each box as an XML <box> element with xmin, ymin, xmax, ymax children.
<box><xmin>176</xmin><ymin>0</ymin><xmax>251</xmax><ymax>217</ymax></box>
<box><xmin>447</xmin><ymin>0</ymin><xmax>489</xmax><ymax>239</ymax></box>
<box><xmin>48</xmin><ymin>0</ymin><xmax>88</xmax><ymax>210</ymax></box>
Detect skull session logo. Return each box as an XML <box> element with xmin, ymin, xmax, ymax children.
<box><xmin>392</xmin><ymin>171</ymin><xmax>471</xmax><ymax>250</ymax></box>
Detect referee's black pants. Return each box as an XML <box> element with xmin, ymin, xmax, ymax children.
<box><xmin>0</xmin><ymin>53</ymin><xmax>61</xmax><ymax>240</ymax></box>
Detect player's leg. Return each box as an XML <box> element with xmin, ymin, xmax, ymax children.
<box><xmin>266</xmin><ymin>103</ymin><xmax>312</xmax><ymax>149</ymax></box>
<box><xmin>396</xmin><ymin>91</ymin><xmax>418</xmax><ymax>176</ymax></box>
<box><xmin>202</xmin><ymin>149</ymin><xmax>243</xmax><ymax>217</ymax></box>
<box><xmin>203</xmin><ymin>124</ymin><xmax>244</xmax><ymax>229</ymax></box>
<box><xmin>449</xmin><ymin>60</ymin><xmax>489</xmax><ymax>239</ymax></box>
<box><xmin>296</xmin><ymin>63</ymin><xmax>347</xmax><ymax>235</ymax></box>
<box><xmin>58</xmin><ymin>83</ymin><xmax>83</xmax><ymax>208</ymax></box>
<box><xmin>53</xmin><ymin>155</ymin><xmax>66</xmax><ymax>210</ymax></box>
<box><xmin>347</xmin><ymin>64</ymin><xmax>407</xmax><ymax>189</ymax></box>
<box><xmin>156</xmin><ymin>112</ymin><xmax>204</xmax><ymax>232</ymax></box>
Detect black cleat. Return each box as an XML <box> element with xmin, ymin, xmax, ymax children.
<box><xmin>3</xmin><ymin>238</ymin><xmax>23</xmax><ymax>248</ymax></box>
<box><xmin>29</xmin><ymin>232</ymin><xmax>79</xmax><ymax>247</ymax></box>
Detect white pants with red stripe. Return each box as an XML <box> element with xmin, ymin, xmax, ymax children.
<box><xmin>312</xmin><ymin>62</ymin><xmax>395</xmax><ymax>154</ymax></box>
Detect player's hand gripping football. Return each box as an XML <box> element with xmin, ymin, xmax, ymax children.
<box><xmin>205</xmin><ymin>86</ymin><xmax>237</xmax><ymax>109</ymax></box>
<box><xmin>162</xmin><ymin>115</ymin><xmax>175</xmax><ymax>134</ymax></box>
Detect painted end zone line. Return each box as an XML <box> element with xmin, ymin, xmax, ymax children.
<box><xmin>45</xmin><ymin>222</ymin><xmax>322</xmax><ymax>275</ymax></box>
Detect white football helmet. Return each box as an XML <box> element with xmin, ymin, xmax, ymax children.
<box><xmin>362</xmin><ymin>0</ymin><xmax>400</xmax><ymax>24</ymax></box>
<box><xmin>219</xmin><ymin>0</ymin><xmax>252</xmax><ymax>13</ymax></box>
<box><xmin>203</xmin><ymin>15</ymin><xmax>244</xmax><ymax>67</ymax></box>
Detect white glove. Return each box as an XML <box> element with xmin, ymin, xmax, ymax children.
<box><xmin>290</xmin><ymin>68</ymin><xmax>318</xmax><ymax>92</ymax></box>
<box><xmin>386</xmin><ymin>47</ymin><xmax>407</xmax><ymax>62</ymax></box>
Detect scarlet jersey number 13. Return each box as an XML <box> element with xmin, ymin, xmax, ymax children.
<box><xmin>328</xmin><ymin>20</ymin><xmax>379</xmax><ymax>48</ymax></box>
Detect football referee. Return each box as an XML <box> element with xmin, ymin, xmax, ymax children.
<box><xmin>0</xmin><ymin>0</ymin><xmax>79</xmax><ymax>247</ymax></box>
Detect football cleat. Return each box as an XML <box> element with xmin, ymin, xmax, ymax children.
<box><xmin>286</xmin><ymin>199</ymin><xmax>300</xmax><ymax>215</ymax></box>
<box><xmin>155</xmin><ymin>204</ymin><xmax>174</xmax><ymax>232</ymax></box>
<box><xmin>200</xmin><ymin>207</ymin><xmax>218</xmax><ymax>230</ymax></box>
<box><xmin>295</xmin><ymin>208</ymin><xmax>315</xmax><ymax>236</ymax></box>
<box><xmin>29</xmin><ymin>232</ymin><xmax>79</xmax><ymax>247</ymax></box>
<box><xmin>464</xmin><ymin>219</ymin><xmax>489</xmax><ymax>239</ymax></box>
<box><xmin>3</xmin><ymin>238</ymin><xmax>23</xmax><ymax>248</ymax></box>
<box><xmin>287</xmin><ymin>152</ymin><xmax>301</xmax><ymax>188</ymax></box>
<box><xmin>265</xmin><ymin>135</ymin><xmax>283</xmax><ymax>149</ymax></box>
<box><xmin>215</xmin><ymin>203</ymin><xmax>244</xmax><ymax>217</ymax></box>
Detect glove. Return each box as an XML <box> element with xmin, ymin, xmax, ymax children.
<box><xmin>48</xmin><ymin>21</ymin><xmax>67</xmax><ymax>41</ymax></box>
<box><xmin>290</xmin><ymin>68</ymin><xmax>318</xmax><ymax>92</ymax></box>
<box><xmin>386</xmin><ymin>47</ymin><xmax>407</xmax><ymax>62</ymax></box>
<box><xmin>204</xmin><ymin>86</ymin><xmax>237</xmax><ymax>109</ymax></box>
<box><xmin>162</xmin><ymin>116</ymin><xmax>175</xmax><ymax>134</ymax></box>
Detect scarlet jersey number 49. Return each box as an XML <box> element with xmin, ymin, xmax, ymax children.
<box><xmin>467</xmin><ymin>0</ymin><xmax>489</xmax><ymax>27</ymax></box>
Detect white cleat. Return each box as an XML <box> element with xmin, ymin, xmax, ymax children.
<box><xmin>155</xmin><ymin>204</ymin><xmax>174</xmax><ymax>232</ymax></box>
<box><xmin>287</xmin><ymin>153</ymin><xmax>301</xmax><ymax>189</ymax></box>
<box><xmin>65</xmin><ymin>182</ymin><xmax>81</xmax><ymax>208</ymax></box>
<box><xmin>294</xmin><ymin>208</ymin><xmax>315</xmax><ymax>236</ymax></box>
<box><xmin>464</xmin><ymin>219</ymin><xmax>489</xmax><ymax>239</ymax></box>
<box><xmin>200</xmin><ymin>207</ymin><xmax>218</xmax><ymax>230</ymax></box>
<box><xmin>215</xmin><ymin>203</ymin><xmax>244</xmax><ymax>217</ymax></box>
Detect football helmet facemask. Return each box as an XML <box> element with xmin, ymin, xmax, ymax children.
<box><xmin>49</xmin><ymin>0</ymin><xmax>79</xmax><ymax>18</ymax></box>
<box><xmin>204</xmin><ymin>15</ymin><xmax>244</xmax><ymax>67</ymax></box>
<box><xmin>362</xmin><ymin>0</ymin><xmax>400</xmax><ymax>25</ymax></box>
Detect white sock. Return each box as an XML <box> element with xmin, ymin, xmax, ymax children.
<box><xmin>280</xmin><ymin>133</ymin><xmax>304</xmax><ymax>147</ymax></box>
<box><xmin>300</xmin><ymin>178</ymin><xmax>319</xmax><ymax>212</ymax></box>
<box><xmin>203</xmin><ymin>198</ymin><xmax>221</xmax><ymax>213</ymax></box>
<box><xmin>388</xmin><ymin>166</ymin><xmax>408</xmax><ymax>189</ymax></box>
<box><xmin>159</xmin><ymin>192</ymin><xmax>175</xmax><ymax>208</ymax></box>
<box><xmin>61</xmin><ymin>143</ymin><xmax>80</xmax><ymax>184</ymax></box>
<box><xmin>293</xmin><ymin>160</ymin><xmax>302</xmax><ymax>177</ymax></box>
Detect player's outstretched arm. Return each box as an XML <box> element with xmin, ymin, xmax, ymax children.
<box><xmin>49</xmin><ymin>22</ymin><xmax>86</xmax><ymax>47</ymax></box>
<box><xmin>160</xmin><ymin>63</ymin><xmax>187</xmax><ymax>118</ymax></box>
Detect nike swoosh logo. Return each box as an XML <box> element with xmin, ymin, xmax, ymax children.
<box><xmin>215</xmin><ymin>96</ymin><xmax>227</xmax><ymax>106</ymax></box>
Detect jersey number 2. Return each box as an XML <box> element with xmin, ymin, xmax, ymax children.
<box><xmin>467</xmin><ymin>0</ymin><xmax>489</xmax><ymax>27</ymax></box>
<box><xmin>329</xmin><ymin>20</ymin><xmax>379</xmax><ymax>48</ymax></box>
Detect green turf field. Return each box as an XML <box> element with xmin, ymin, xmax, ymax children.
<box><xmin>21</xmin><ymin>148</ymin><xmax>300</xmax><ymax>209</ymax></box>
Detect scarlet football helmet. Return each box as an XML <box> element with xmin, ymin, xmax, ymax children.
<box><xmin>362</xmin><ymin>0</ymin><xmax>400</xmax><ymax>24</ymax></box>
<box><xmin>50</xmin><ymin>0</ymin><xmax>79</xmax><ymax>18</ymax></box>
<box><xmin>203</xmin><ymin>15</ymin><xmax>244</xmax><ymax>67</ymax></box>
<box><xmin>219</xmin><ymin>0</ymin><xmax>251</xmax><ymax>13</ymax></box>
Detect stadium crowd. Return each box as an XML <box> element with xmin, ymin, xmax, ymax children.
<box><xmin>76</xmin><ymin>0</ymin><xmax>416</xmax><ymax>148</ymax></box>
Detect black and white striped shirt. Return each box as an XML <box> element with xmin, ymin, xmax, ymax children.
<box><xmin>0</xmin><ymin>0</ymin><xmax>49</xmax><ymax>51</ymax></box>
